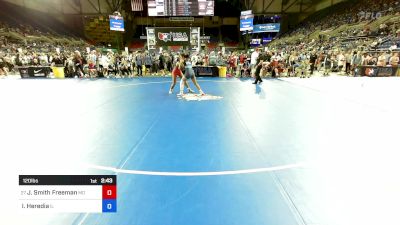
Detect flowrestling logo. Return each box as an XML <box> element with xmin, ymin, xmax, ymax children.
<box><xmin>157</xmin><ymin>32</ymin><xmax>188</xmax><ymax>42</ymax></box>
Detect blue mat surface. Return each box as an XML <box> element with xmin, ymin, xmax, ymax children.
<box><xmin>2</xmin><ymin>77</ymin><xmax>400</xmax><ymax>225</ymax></box>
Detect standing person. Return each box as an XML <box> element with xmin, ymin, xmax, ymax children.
<box><xmin>120</xmin><ymin>57</ymin><xmax>130</xmax><ymax>77</ymax></box>
<box><xmin>173</xmin><ymin>52</ymin><xmax>180</xmax><ymax>65</ymax></box>
<box><xmin>361</xmin><ymin>53</ymin><xmax>370</xmax><ymax>66</ymax></box>
<box><xmin>158</xmin><ymin>52</ymin><xmax>166</xmax><ymax>76</ymax></box>
<box><xmin>337</xmin><ymin>51</ymin><xmax>345</xmax><ymax>74</ymax></box>
<box><xmin>99</xmin><ymin>53</ymin><xmax>109</xmax><ymax>76</ymax></box>
<box><xmin>323</xmin><ymin>53</ymin><xmax>332</xmax><ymax>76</ymax></box>
<box><xmin>165</xmin><ymin>52</ymin><xmax>173</xmax><ymax>74</ymax></box>
<box><xmin>73</xmin><ymin>50</ymin><xmax>85</xmax><ymax>77</ymax></box>
<box><xmin>309</xmin><ymin>50</ymin><xmax>317</xmax><ymax>75</ymax></box>
<box><xmin>252</xmin><ymin>59</ymin><xmax>263</xmax><ymax>84</ymax></box>
<box><xmin>389</xmin><ymin>52</ymin><xmax>399</xmax><ymax>76</ymax></box>
<box><xmin>299</xmin><ymin>54</ymin><xmax>310</xmax><ymax>78</ymax></box>
<box><xmin>389</xmin><ymin>52</ymin><xmax>399</xmax><ymax>67</ymax></box>
<box><xmin>152</xmin><ymin>53</ymin><xmax>159</xmax><ymax>75</ymax></box>
<box><xmin>169</xmin><ymin>55</ymin><xmax>193</xmax><ymax>94</ymax></box>
<box><xmin>51</xmin><ymin>54</ymin><xmax>63</xmax><ymax>66</ymax></box>
<box><xmin>179</xmin><ymin>54</ymin><xmax>205</xmax><ymax>96</ymax></box>
<box><xmin>0</xmin><ymin>58</ymin><xmax>8</xmax><ymax>76</ymax></box>
<box><xmin>270</xmin><ymin>53</ymin><xmax>279</xmax><ymax>78</ymax></box>
<box><xmin>345</xmin><ymin>51</ymin><xmax>352</xmax><ymax>75</ymax></box>
<box><xmin>238</xmin><ymin>52</ymin><xmax>245</xmax><ymax>77</ymax></box>
<box><xmin>203</xmin><ymin>53</ymin><xmax>209</xmax><ymax>66</ymax></box>
<box><xmin>114</xmin><ymin>54</ymin><xmax>120</xmax><ymax>76</ymax></box>
<box><xmin>209</xmin><ymin>51</ymin><xmax>217</xmax><ymax>66</ymax></box>
<box><xmin>377</xmin><ymin>52</ymin><xmax>387</xmax><ymax>67</ymax></box>
<box><xmin>288</xmin><ymin>52</ymin><xmax>297</xmax><ymax>77</ymax></box>
<box><xmin>136</xmin><ymin>52</ymin><xmax>143</xmax><ymax>76</ymax></box>
<box><xmin>316</xmin><ymin>52</ymin><xmax>325</xmax><ymax>72</ymax></box>
<box><xmin>127</xmin><ymin>54</ymin><xmax>133</xmax><ymax>77</ymax></box>
<box><xmin>352</xmin><ymin>51</ymin><xmax>362</xmax><ymax>76</ymax></box>
<box><xmin>250</xmin><ymin>48</ymin><xmax>260</xmax><ymax>76</ymax></box>
<box><xmin>229</xmin><ymin>52</ymin><xmax>238</xmax><ymax>77</ymax></box>
<box><xmin>65</xmin><ymin>53</ymin><xmax>75</xmax><ymax>78</ymax></box>
<box><xmin>144</xmin><ymin>52</ymin><xmax>152</xmax><ymax>75</ymax></box>
<box><xmin>191</xmin><ymin>53</ymin><xmax>199</xmax><ymax>66</ymax></box>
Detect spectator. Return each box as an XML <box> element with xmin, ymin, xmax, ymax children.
<box><xmin>389</xmin><ymin>52</ymin><xmax>399</xmax><ymax>66</ymax></box>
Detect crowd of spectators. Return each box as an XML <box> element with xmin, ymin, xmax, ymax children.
<box><xmin>0</xmin><ymin>16</ymin><xmax>249</xmax><ymax>78</ymax></box>
<box><xmin>0</xmin><ymin>20</ymin><xmax>88</xmax><ymax>76</ymax></box>
<box><xmin>283</xmin><ymin>0</ymin><xmax>400</xmax><ymax>39</ymax></box>
<box><xmin>1</xmin><ymin>0</ymin><xmax>400</xmax><ymax>78</ymax></box>
<box><xmin>253</xmin><ymin>0</ymin><xmax>400</xmax><ymax>78</ymax></box>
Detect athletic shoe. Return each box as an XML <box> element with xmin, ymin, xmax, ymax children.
<box><xmin>169</xmin><ymin>89</ymin><xmax>172</xmax><ymax>94</ymax></box>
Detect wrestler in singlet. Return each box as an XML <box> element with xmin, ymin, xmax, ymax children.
<box><xmin>169</xmin><ymin>57</ymin><xmax>192</xmax><ymax>94</ymax></box>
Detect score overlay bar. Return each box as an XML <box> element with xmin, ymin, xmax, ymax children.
<box><xmin>18</xmin><ymin>175</ymin><xmax>117</xmax><ymax>213</ymax></box>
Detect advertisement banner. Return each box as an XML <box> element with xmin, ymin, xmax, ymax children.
<box><xmin>154</xmin><ymin>27</ymin><xmax>190</xmax><ymax>46</ymax></box>
<box><xmin>250</xmin><ymin>39</ymin><xmax>261</xmax><ymax>45</ymax></box>
<box><xmin>253</xmin><ymin>23</ymin><xmax>280</xmax><ymax>33</ymax></box>
<box><xmin>146</xmin><ymin>28</ymin><xmax>156</xmax><ymax>50</ymax></box>
<box><xmin>241</xmin><ymin>10</ymin><xmax>252</xmax><ymax>16</ymax></box>
<box><xmin>190</xmin><ymin>27</ymin><xmax>200</xmax><ymax>52</ymax></box>
<box><xmin>262</xmin><ymin>37</ymin><xmax>273</xmax><ymax>44</ymax></box>
<box><xmin>109</xmin><ymin>15</ymin><xmax>124</xmax><ymax>32</ymax></box>
<box><xmin>360</xmin><ymin>66</ymin><xmax>399</xmax><ymax>77</ymax></box>
<box><xmin>240</xmin><ymin>18</ymin><xmax>254</xmax><ymax>31</ymax></box>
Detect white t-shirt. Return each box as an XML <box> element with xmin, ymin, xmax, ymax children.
<box><xmin>191</xmin><ymin>55</ymin><xmax>198</xmax><ymax>65</ymax></box>
<box><xmin>39</xmin><ymin>55</ymin><xmax>48</xmax><ymax>65</ymax></box>
<box><xmin>100</xmin><ymin>55</ymin><xmax>109</xmax><ymax>67</ymax></box>
<box><xmin>337</xmin><ymin>54</ymin><xmax>345</xmax><ymax>66</ymax></box>
<box><xmin>251</xmin><ymin>51</ymin><xmax>259</xmax><ymax>65</ymax></box>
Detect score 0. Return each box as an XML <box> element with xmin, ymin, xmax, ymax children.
<box><xmin>102</xmin><ymin>185</ymin><xmax>117</xmax><ymax>213</ymax></box>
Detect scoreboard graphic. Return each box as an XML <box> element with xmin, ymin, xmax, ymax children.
<box><xmin>148</xmin><ymin>0</ymin><xmax>214</xmax><ymax>16</ymax></box>
<box><xmin>18</xmin><ymin>175</ymin><xmax>117</xmax><ymax>213</ymax></box>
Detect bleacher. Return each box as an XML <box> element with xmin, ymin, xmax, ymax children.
<box><xmin>84</xmin><ymin>16</ymin><xmax>121</xmax><ymax>46</ymax></box>
<box><xmin>269</xmin><ymin>0</ymin><xmax>400</xmax><ymax>52</ymax></box>
<box><xmin>0</xmin><ymin>1</ymin><xmax>86</xmax><ymax>48</ymax></box>
<box><xmin>0</xmin><ymin>1</ymin><xmax>79</xmax><ymax>37</ymax></box>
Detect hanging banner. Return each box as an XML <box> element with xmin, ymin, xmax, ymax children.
<box><xmin>147</xmin><ymin>27</ymin><xmax>199</xmax><ymax>50</ymax></box>
<box><xmin>190</xmin><ymin>27</ymin><xmax>200</xmax><ymax>52</ymax></box>
<box><xmin>253</xmin><ymin>23</ymin><xmax>281</xmax><ymax>33</ymax></box>
<box><xmin>240</xmin><ymin>18</ymin><xmax>254</xmax><ymax>31</ymax></box>
<box><xmin>146</xmin><ymin>28</ymin><xmax>156</xmax><ymax>50</ymax></box>
<box><xmin>109</xmin><ymin>15</ymin><xmax>124</xmax><ymax>32</ymax></box>
<box><xmin>154</xmin><ymin>27</ymin><xmax>190</xmax><ymax>46</ymax></box>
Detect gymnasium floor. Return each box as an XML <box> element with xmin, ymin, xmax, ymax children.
<box><xmin>1</xmin><ymin>76</ymin><xmax>399</xmax><ymax>225</ymax></box>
